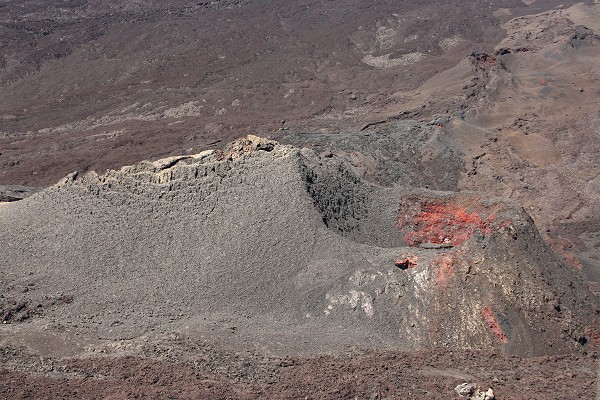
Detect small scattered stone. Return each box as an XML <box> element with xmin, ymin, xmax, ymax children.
<box><xmin>455</xmin><ymin>383</ymin><xmax>476</xmax><ymax>397</ymax></box>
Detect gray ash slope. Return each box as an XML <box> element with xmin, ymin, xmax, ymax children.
<box><xmin>0</xmin><ymin>136</ymin><xmax>597</xmax><ymax>356</ymax></box>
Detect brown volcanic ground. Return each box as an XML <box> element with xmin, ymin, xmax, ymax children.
<box><xmin>1</xmin><ymin>1</ymin><xmax>600</xmax><ymax>399</ymax></box>
<box><xmin>0</xmin><ymin>0</ymin><xmax>579</xmax><ymax>187</ymax></box>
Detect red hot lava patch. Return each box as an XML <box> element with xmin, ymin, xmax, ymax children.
<box><xmin>481</xmin><ymin>305</ymin><xmax>509</xmax><ymax>344</ymax></box>
<box><xmin>398</xmin><ymin>201</ymin><xmax>496</xmax><ymax>247</ymax></box>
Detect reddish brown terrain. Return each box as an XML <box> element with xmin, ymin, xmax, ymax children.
<box><xmin>1</xmin><ymin>0</ymin><xmax>600</xmax><ymax>399</ymax></box>
<box><xmin>0</xmin><ymin>0</ymin><xmax>577</xmax><ymax>187</ymax></box>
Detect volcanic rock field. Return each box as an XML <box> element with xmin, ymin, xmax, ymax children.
<box><xmin>1</xmin><ymin>0</ymin><xmax>600</xmax><ymax>399</ymax></box>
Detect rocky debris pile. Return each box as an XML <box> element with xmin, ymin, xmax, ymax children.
<box><xmin>216</xmin><ymin>134</ymin><xmax>277</xmax><ymax>161</ymax></box>
<box><xmin>455</xmin><ymin>383</ymin><xmax>495</xmax><ymax>400</ymax></box>
<box><xmin>0</xmin><ymin>136</ymin><xmax>597</xmax><ymax>354</ymax></box>
<box><xmin>469</xmin><ymin>52</ymin><xmax>497</xmax><ymax>69</ymax></box>
<box><xmin>569</xmin><ymin>25</ymin><xmax>600</xmax><ymax>49</ymax></box>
